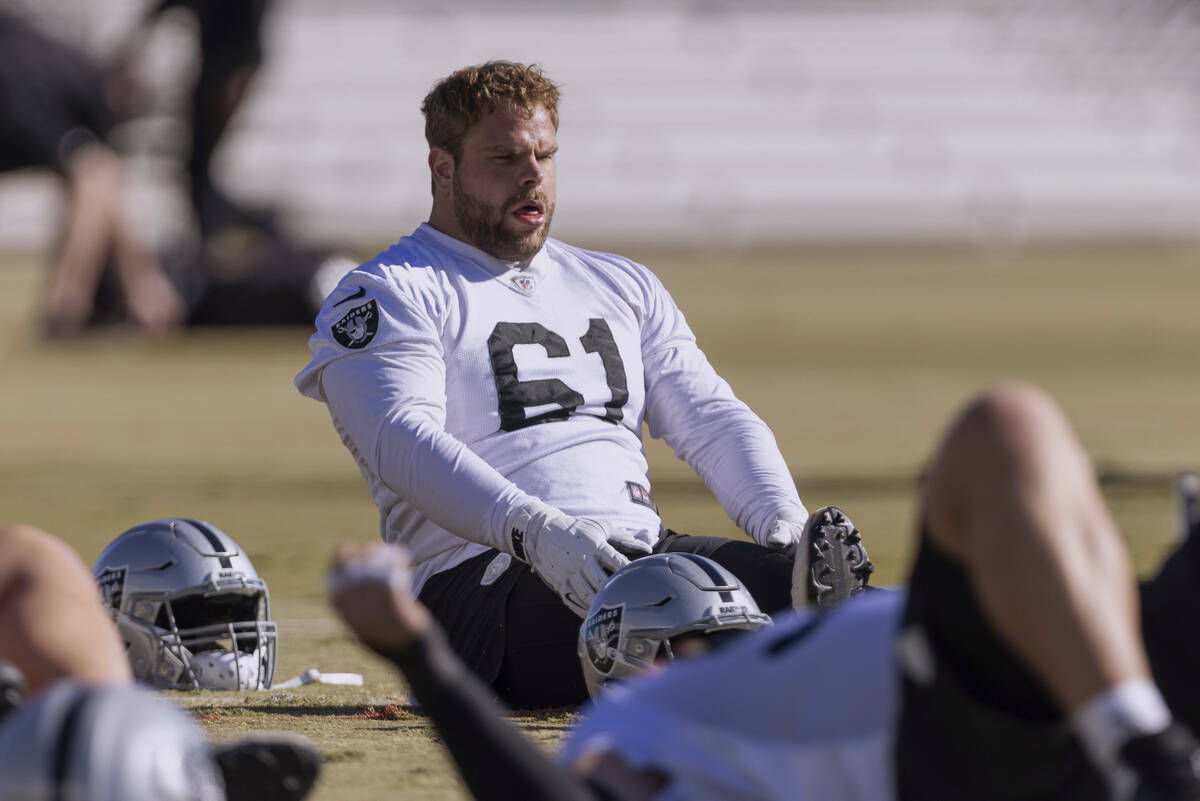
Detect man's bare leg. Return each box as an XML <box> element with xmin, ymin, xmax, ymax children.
<box><xmin>922</xmin><ymin>382</ymin><xmax>1149</xmax><ymax>712</ymax></box>
<box><xmin>45</xmin><ymin>145</ymin><xmax>122</xmax><ymax>333</ymax></box>
<box><xmin>917</xmin><ymin>383</ymin><xmax>1200</xmax><ymax>798</ymax></box>
<box><xmin>45</xmin><ymin>144</ymin><xmax>184</xmax><ymax>336</ymax></box>
<box><xmin>0</xmin><ymin>524</ymin><xmax>131</xmax><ymax>694</ymax></box>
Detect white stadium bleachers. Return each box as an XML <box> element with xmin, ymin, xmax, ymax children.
<box><xmin>2</xmin><ymin>0</ymin><xmax>1200</xmax><ymax>249</ymax></box>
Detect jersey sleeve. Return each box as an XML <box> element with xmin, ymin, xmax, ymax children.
<box><xmin>637</xmin><ymin>268</ymin><xmax>806</xmax><ymax>543</ymax></box>
<box><xmin>296</xmin><ymin>269</ymin><xmax>539</xmax><ymax>553</ymax></box>
<box><xmin>318</xmin><ymin>342</ymin><xmax>538</xmax><ymax>553</ymax></box>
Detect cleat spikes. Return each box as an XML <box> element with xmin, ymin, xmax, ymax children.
<box><xmin>792</xmin><ymin>506</ymin><xmax>875</xmax><ymax>611</ymax></box>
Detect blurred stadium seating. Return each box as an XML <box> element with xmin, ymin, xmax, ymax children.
<box><xmin>2</xmin><ymin>0</ymin><xmax>1199</xmax><ymax>249</ymax></box>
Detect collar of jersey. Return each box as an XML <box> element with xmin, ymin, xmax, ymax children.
<box><xmin>413</xmin><ymin>223</ymin><xmax>549</xmax><ymax>285</ymax></box>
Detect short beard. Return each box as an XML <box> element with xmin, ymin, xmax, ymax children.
<box><xmin>451</xmin><ymin>174</ymin><xmax>552</xmax><ymax>262</ymax></box>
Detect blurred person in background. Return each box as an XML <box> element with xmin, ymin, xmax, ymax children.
<box><xmin>330</xmin><ymin>383</ymin><xmax>1200</xmax><ymax>801</ymax></box>
<box><xmin>0</xmin><ymin>9</ymin><xmax>185</xmax><ymax>336</ymax></box>
<box><xmin>126</xmin><ymin>0</ymin><xmax>274</xmax><ymax>237</ymax></box>
<box><xmin>116</xmin><ymin>0</ymin><xmax>354</xmax><ymax>326</ymax></box>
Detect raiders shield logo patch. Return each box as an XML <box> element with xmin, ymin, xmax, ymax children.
<box><xmin>582</xmin><ymin>604</ymin><xmax>624</xmax><ymax>675</ymax></box>
<box><xmin>331</xmin><ymin>299</ymin><xmax>378</xmax><ymax>349</ymax></box>
<box><xmin>96</xmin><ymin>566</ymin><xmax>127</xmax><ymax>617</ymax></box>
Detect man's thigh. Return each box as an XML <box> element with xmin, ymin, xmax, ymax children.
<box><xmin>656</xmin><ymin>530</ymin><xmax>793</xmax><ymax>614</ymax></box>
<box><xmin>418</xmin><ymin>550</ymin><xmax>587</xmax><ymax>709</ymax></box>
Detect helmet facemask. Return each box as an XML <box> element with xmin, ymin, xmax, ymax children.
<box><xmin>95</xmin><ymin>518</ymin><xmax>279</xmax><ymax>691</ymax></box>
<box><xmin>126</xmin><ymin>579</ymin><xmax>277</xmax><ymax>690</ymax></box>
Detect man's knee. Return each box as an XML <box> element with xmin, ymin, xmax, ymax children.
<box><xmin>949</xmin><ymin>383</ymin><xmax>1069</xmax><ymax>459</ymax></box>
<box><xmin>0</xmin><ymin>524</ymin><xmax>93</xmax><ymax>590</ymax></box>
<box><xmin>922</xmin><ymin>383</ymin><xmax>1078</xmax><ymax>555</ymax></box>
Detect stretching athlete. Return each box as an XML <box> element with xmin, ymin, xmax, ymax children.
<box><xmin>330</xmin><ymin>383</ymin><xmax>1200</xmax><ymax>801</ymax></box>
<box><xmin>299</xmin><ymin>60</ymin><xmax>871</xmax><ymax>708</ymax></box>
<box><xmin>0</xmin><ymin>522</ymin><xmax>320</xmax><ymax>801</ymax></box>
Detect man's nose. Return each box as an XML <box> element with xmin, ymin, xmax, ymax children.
<box><xmin>518</xmin><ymin>154</ymin><xmax>543</xmax><ymax>186</ymax></box>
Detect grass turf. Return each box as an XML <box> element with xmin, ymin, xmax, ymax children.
<box><xmin>2</xmin><ymin>242</ymin><xmax>1198</xmax><ymax>799</ymax></box>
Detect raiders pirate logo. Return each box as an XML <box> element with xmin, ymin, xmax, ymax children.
<box><xmin>96</xmin><ymin>566</ymin><xmax>127</xmax><ymax>617</ymax></box>
<box><xmin>582</xmin><ymin>604</ymin><xmax>624</xmax><ymax>675</ymax></box>
<box><xmin>331</xmin><ymin>299</ymin><xmax>378</xmax><ymax>349</ymax></box>
<box><xmin>509</xmin><ymin>274</ymin><xmax>536</xmax><ymax>295</ymax></box>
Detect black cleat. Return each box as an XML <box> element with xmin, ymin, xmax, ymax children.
<box><xmin>793</xmin><ymin>506</ymin><xmax>875</xmax><ymax>610</ymax></box>
<box><xmin>1123</xmin><ymin>725</ymin><xmax>1200</xmax><ymax>801</ymax></box>
<box><xmin>211</xmin><ymin>732</ymin><xmax>323</xmax><ymax>801</ymax></box>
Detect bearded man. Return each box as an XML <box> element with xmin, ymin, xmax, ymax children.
<box><xmin>296</xmin><ymin>61</ymin><xmax>872</xmax><ymax>708</ymax></box>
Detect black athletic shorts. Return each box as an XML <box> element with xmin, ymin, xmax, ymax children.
<box><xmin>417</xmin><ymin>530</ymin><xmax>794</xmax><ymax>709</ymax></box>
<box><xmin>1140</xmin><ymin>531</ymin><xmax>1200</xmax><ymax>736</ymax></box>
<box><xmin>894</xmin><ymin>537</ymin><xmax>1106</xmax><ymax>801</ymax></box>
<box><xmin>0</xmin><ymin>12</ymin><xmax>114</xmax><ymax>174</ymax></box>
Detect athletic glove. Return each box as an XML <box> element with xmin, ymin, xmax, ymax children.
<box><xmin>503</xmin><ymin>503</ymin><xmax>630</xmax><ymax>617</ymax></box>
<box><xmin>605</xmin><ymin>526</ymin><xmax>655</xmax><ymax>558</ymax></box>
<box><xmin>759</xmin><ymin>505</ymin><xmax>809</xmax><ymax>552</ymax></box>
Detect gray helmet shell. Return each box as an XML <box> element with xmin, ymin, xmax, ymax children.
<box><xmin>578</xmin><ymin>553</ymin><xmax>771</xmax><ymax>698</ymax></box>
<box><xmin>0</xmin><ymin>680</ymin><xmax>224</xmax><ymax>801</ymax></box>
<box><xmin>93</xmin><ymin>518</ymin><xmax>277</xmax><ymax>690</ymax></box>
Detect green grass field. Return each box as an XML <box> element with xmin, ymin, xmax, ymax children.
<box><xmin>2</xmin><ymin>242</ymin><xmax>1199</xmax><ymax>799</ymax></box>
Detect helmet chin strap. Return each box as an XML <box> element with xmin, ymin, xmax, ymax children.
<box><xmin>188</xmin><ymin>650</ymin><xmax>262</xmax><ymax>690</ymax></box>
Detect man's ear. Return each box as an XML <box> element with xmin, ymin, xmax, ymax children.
<box><xmin>429</xmin><ymin>148</ymin><xmax>454</xmax><ymax>192</ymax></box>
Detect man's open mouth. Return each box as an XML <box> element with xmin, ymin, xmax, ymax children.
<box><xmin>511</xmin><ymin>199</ymin><xmax>546</xmax><ymax>226</ymax></box>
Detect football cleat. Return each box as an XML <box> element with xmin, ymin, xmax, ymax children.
<box><xmin>793</xmin><ymin>506</ymin><xmax>874</xmax><ymax>610</ymax></box>
<box><xmin>1122</xmin><ymin>724</ymin><xmax>1200</xmax><ymax>801</ymax></box>
<box><xmin>211</xmin><ymin>732</ymin><xmax>323</xmax><ymax>801</ymax></box>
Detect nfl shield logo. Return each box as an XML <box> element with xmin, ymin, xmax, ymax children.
<box><xmin>582</xmin><ymin>604</ymin><xmax>624</xmax><ymax>674</ymax></box>
<box><xmin>509</xmin><ymin>274</ymin><xmax>536</xmax><ymax>295</ymax></box>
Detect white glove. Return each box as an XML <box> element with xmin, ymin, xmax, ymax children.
<box><xmin>504</xmin><ymin>503</ymin><xmax>630</xmax><ymax>617</ymax></box>
<box><xmin>605</xmin><ymin>525</ymin><xmax>655</xmax><ymax>557</ymax></box>
<box><xmin>760</xmin><ymin>505</ymin><xmax>809</xmax><ymax>552</ymax></box>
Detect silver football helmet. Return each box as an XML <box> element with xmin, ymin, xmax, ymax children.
<box><xmin>0</xmin><ymin>680</ymin><xmax>225</xmax><ymax>801</ymax></box>
<box><xmin>578</xmin><ymin>552</ymin><xmax>771</xmax><ymax>698</ymax></box>
<box><xmin>93</xmin><ymin>518</ymin><xmax>277</xmax><ymax>690</ymax></box>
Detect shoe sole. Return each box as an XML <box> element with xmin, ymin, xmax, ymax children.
<box><xmin>795</xmin><ymin>506</ymin><xmax>875</xmax><ymax>610</ymax></box>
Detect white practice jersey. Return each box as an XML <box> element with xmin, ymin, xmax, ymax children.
<box><xmin>560</xmin><ymin>589</ymin><xmax>907</xmax><ymax>801</ymax></box>
<box><xmin>296</xmin><ymin>224</ymin><xmax>804</xmax><ymax>591</ymax></box>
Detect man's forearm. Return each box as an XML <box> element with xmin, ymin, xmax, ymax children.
<box><xmin>381</xmin><ymin>626</ymin><xmax>598</xmax><ymax>801</ymax></box>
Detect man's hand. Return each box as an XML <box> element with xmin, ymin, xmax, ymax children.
<box><xmin>760</xmin><ymin>505</ymin><xmax>809</xmax><ymax>552</ymax></box>
<box><xmin>605</xmin><ymin>526</ymin><xmax>655</xmax><ymax>558</ymax></box>
<box><xmin>504</xmin><ymin>506</ymin><xmax>630</xmax><ymax>617</ymax></box>
<box><xmin>328</xmin><ymin>543</ymin><xmax>432</xmax><ymax>654</ymax></box>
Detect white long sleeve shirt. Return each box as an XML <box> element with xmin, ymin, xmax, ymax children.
<box><xmin>295</xmin><ymin>224</ymin><xmax>804</xmax><ymax>591</ymax></box>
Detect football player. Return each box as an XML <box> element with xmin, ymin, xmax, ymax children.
<box><xmin>297</xmin><ymin>60</ymin><xmax>872</xmax><ymax>709</ymax></box>
<box><xmin>0</xmin><ymin>681</ymin><xmax>225</xmax><ymax>801</ymax></box>
<box><xmin>0</xmin><ymin>522</ymin><xmax>320</xmax><ymax>801</ymax></box>
<box><xmin>329</xmin><ymin>384</ymin><xmax>1200</xmax><ymax>801</ymax></box>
